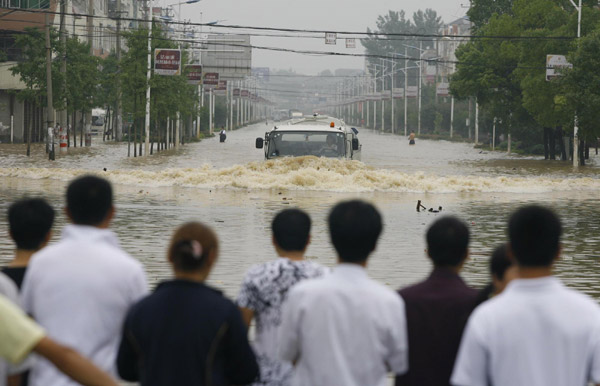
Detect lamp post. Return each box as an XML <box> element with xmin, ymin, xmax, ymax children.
<box><xmin>568</xmin><ymin>0</ymin><xmax>582</xmax><ymax>166</ymax></box>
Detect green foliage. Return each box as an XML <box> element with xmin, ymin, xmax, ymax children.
<box><xmin>451</xmin><ymin>0</ymin><xmax>600</xmax><ymax>146</ymax></box>
<box><xmin>10</xmin><ymin>27</ymin><xmax>64</xmax><ymax>106</ymax></box>
<box><xmin>561</xmin><ymin>29</ymin><xmax>600</xmax><ymax>139</ymax></box>
<box><xmin>65</xmin><ymin>36</ymin><xmax>100</xmax><ymax>113</ymax></box>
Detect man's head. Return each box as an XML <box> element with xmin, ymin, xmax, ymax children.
<box><xmin>508</xmin><ymin>205</ymin><xmax>562</xmax><ymax>267</ymax></box>
<box><xmin>426</xmin><ymin>216</ymin><xmax>470</xmax><ymax>268</ymax></box>
<box><xmin>272</xmin><ymin>209</ymin><xmax>311</xmax><ymax>253</ymax></box>
<box><xmin>328</xmin><ymin>200</ymin><xmax>382</xmax><ymax>264</ymax></box>
<box><xmin>8</xmin><ymin>198</ymin><xmax>55</xmax><ymax>251</ymax></box>
<box><xmin>66</xmin><ymin>175</ymin><xmax>114</xmax><ymax>227</ymax></box>
<box><xmin>489</xmin><ymin>243</ymin><xmax>515</xmax><ymax>294</ymax></box>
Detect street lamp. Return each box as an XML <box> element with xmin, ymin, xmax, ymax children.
<box><xmin>567</xmin><ymin>0</ymin><xmax>582</xmax><ymax>166</ymax></box>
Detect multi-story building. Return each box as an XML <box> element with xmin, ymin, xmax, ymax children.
<box><xmin>0</xmin><ymin>0</ymin><xmax>140</xmax><ymax>142</ymax></box>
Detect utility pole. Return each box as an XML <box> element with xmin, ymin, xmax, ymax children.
<box><xmin>144</xmin><ymin>0</ymin><xmax>153</xmax><ymax>156</ymax></box>
<box><xmin>85</xmin><ymin>0</ymin><xmax>93</xmax><ymax>147</ymax></box>
<box><xmin>115</xmin><ymin>0</ymin><xmax>123</xmax><ymax>141</ymax></box>
<box><xmin>45</xmin><ymin>12</ymin><xmax>55</xmax><ymax>160</ymax></box>
<box><xmin>59</xmin><ymin>0</ymin><xmax>67</xmax><ymax>153</ymax></box>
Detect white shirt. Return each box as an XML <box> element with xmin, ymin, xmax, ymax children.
<box><xmin>452</xmin><ymin>276</ymin><xmax>600</xmax><ymax>386</ymax></box>
<box><xmin>278</xmin><ymin>263</ymin><xmax>408</xmax><ymax>386</ymax></box>
<box><xmin>21</xmin><ymin>224</ymin><xmax>148</xmax><ymax>386</ymax></box>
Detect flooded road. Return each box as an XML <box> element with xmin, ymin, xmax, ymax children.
<box><xmin>0</xmin><ymin>121</ymin><xmax>599</xmax><ymax>300</ymax></box>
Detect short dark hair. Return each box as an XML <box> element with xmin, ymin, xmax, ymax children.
<box><xmin>426</xmin><ymin>216</ymin><xmax>470</xmax><ymax>267</ymax></box>
<box><xmin>272</xmin><ymin>209</ymin><xmax>311</xmax><ymax>252</ymax></box>
<box><xmin>66</xmin><ymin>175</ymin><xmax>113</xmax><ymax>225</ymax></box>
<box><xmin>328</xmin><ymin>200</ymin><xmax>382</xmax><ymax>263</ymax></box>
<box><xmin>508</xmin><ymin>205</ymin><xmax>562</xmax><ymax>267</ymax></box>
<box><xmin>490</xmin><ymin>244</ymin><xmax>512</xmax><ymax>280</ymax></box>
<box><xmin>8</xmin><ymin>198</ymin><xmax>55</xmax><ymax>250</ymax></box>
<box><xmin>168</xmin><ymin>222</ymin><xmax>219</xmax><ymax>272</ymax></box>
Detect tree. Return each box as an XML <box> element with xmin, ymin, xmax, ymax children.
<box><xmin>11</xmin><ymin>27</ymin><xmax>64</xmax><ymax>112</ymax></box>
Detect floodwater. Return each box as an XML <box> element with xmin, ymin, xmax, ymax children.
<box><xmin>0</xmin><ymin>122</ymin><xmax>599</xmax><ymax>301</ymax></box>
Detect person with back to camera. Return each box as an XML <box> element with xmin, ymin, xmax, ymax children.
<box><xmin>2</xmin><ymin>198</ymin><xmax>55</xmax><ymax>290</ymax></box>
<box><xmin>475</xmin><ymin>243</ymin><xmax>517</xmax><ymax>304</ymax></box>
<box><xmin>408</xmin><ymin>131</ymin><xmax>416</xmax><ymax>145</ymax></box>
<box><xmin>237</xmin><ymin>208</ymin><xmax>327</xmax><ymax>386</ymax></box>
<box><xmin>2</xmin><ymin>199</ymin><xmax>54</xmax><ymax>386</ymax></box>
<box><xmin>396</xmin><ymin>216</ymin><xmax>479</xmax><ymax>386</ymax></box>
<box><xmin>20</xmin><ymin>175</ymin><xmax>148</xmax><ymax>386</ymax></box>
<box><xmin>278</xmin><ymin>200</ymin><xmax>408</xmax><ymax>386</ymax></box>
<box><xmin>452</xmin><ymin>205</ymin><xmax>600</xmax><ymax>386</ymax></box>
<box><xmin>117</xmin><ymin>222</ymin><xmax>259</xmax><ymax>386</ymax></box>
<box><xmin>219</xmin><ymin>127</ymin><xmax>227</xmax><ymax>143</ymax></box>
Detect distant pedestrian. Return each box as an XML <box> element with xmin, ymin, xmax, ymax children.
<box><xmin>21</xmin><ymin>175</ymin><xmax>148</xmax><ymax>386</ymax></box>
<box><xmin>396</xmin><ymin>216</ymin><xmax>478</xmax><ymax>386</ymax></box>
<box><xmin>452</xmin><ymin>205</ymin><xmax>600</xmax><ymax>386</ymax></box>
<box><xmin>117</xmin><ymin>222</ymin><xmax>259</xmax><ymax>386</ymax></box>
<box><xmin>278</xmin><ymin>200</ymin><xmax>408</xmax><ymax>386</ymax></box>
<box><xmin>408</xmin><ymin>131</ymin><xmax>416</xmax><ymax>145</ymax></box>
<box><xmin>2</xmin><ymin>198</ymin><xmax>55</xmax><ymax>289</ymax></box>
<box><xmin>237</xmin><ymin>209</ymin><xmax>327</xmax><ymax>386</ymax></box>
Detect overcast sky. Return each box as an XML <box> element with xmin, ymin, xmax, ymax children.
<box><xmin>157</xmin><ymin>0</ymin><xmax>468</xmax><ymax>74</ymax></box>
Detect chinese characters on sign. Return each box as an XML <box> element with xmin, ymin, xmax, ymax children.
<box><xmin>325</xmin><ymin>33</ymin><xmax>337</xmax><ymax>45</ymax></box>
<box><xmin>154</xmin><ymin>49</ymin><xmax>181</xmax><ymax>76</ymax></box>
<box><xmin>203</xmin><ymin>72</ymin><xmax>219</xmax><ymax>86</ymax></box>
<box><xmin>345</xmin><ymin>38</ymin><xmax>356</xmax><ymax>48</ymax></box>
<box><xmin>185</xmin><ymin>65</ymin><xmax>202</xmax><ymax>85</ymax></box>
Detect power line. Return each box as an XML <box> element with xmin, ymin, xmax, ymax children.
<box><xmin>1</xmin><ymin>6</ymin><xmax>578</xmax><ymax>41</ymax></box>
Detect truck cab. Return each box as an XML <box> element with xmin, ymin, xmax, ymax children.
<box><xmin>256</xmin><ymin>116</ymin><xmax>361</xmax><ymax>160</ymax></box>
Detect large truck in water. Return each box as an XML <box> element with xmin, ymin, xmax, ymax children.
<box><xmin>255</xmin><ymin>115</ymin><xmax>361</xmax><ymax>160</ymax></box>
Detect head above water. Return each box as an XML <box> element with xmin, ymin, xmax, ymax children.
<box><xmin>272</xmin><ymin>208</ymin><xmax>311</xmax><ymax>252</ymax></box>
<box><xmin>328</xmin><ymin>200</ymin><xmax>382</xmax><ymax>264</ymax></box>
<box><xmin>168</xmin><ymin>222</ymin><xmax>219</xmax><ymax>274</ymax></box>
<box><xmin>508</xmin><ymin>205</ymin><xmax>562</xmax><ymax>267</ymax></box>
<box><xmin>426</xmin><ymin>216</ymin><xmax>470</xmax><ymax>268</ymax></box>
<box><xmin>66</xmin><ymin>175</ymin><xmax>113</xmax><ymax>227</ymax></box>
<box><xmin>8</xmin><ymin>198</ymin><xmax>55</xmax><ymax>251</ymax></box>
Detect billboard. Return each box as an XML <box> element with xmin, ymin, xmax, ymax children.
<box><xmin>546</xmin><ymin>55</ymin><xmax>572</xmax><ymax>81</ymax></box>
<box><xmin>185</xmin><ymin>65</ymin><xmax>202</xmax><ymax>84</ymax></box>
<box><xmin>241</xmin><ymin>89</ymin><xmax>249</xmax><ymax>98</ymax></box>
<box><xmin>203</xmin><ymin>72</ymin><xmax>219</xmax><ymax>86</ymax></box>
<box><xmin>345</xmin><ymin>38</ymin><xmax>356</xmax><ymax>48</ymax></box>
<box><xmin>201</xmin><ymin>35</ymin><xmax>252</xmax><ymax>81</ymax></box>
<box><xmin>214</xmin><ymin>80</ymin><xmax>228</xmax><ymax>96</ymax></box>
<box><xmin>436</xmin><ymin>82</ymin><xmax>450</xmax><ymax>96</ymax></box>
<box><xmin>252</xmin><ymin>67</ymin><xmax>270</xmax><ymax>81</ymax></box>
<box><xmin>406</xmin><ymin>86</ymin><xmax>418</xmax><ymax>98</ymax></box>
<box><xmin>154</xmin><ymin>49</ymin><xmax>181</xmax><ymax>76</ymax></box>
<box><xmin>233</xmin><ymin>88</ymin><xmax>240</xmax><ymax>97</ymax></box>
<box><xmin>392</xmin><ymin>88</ymin><xmax>404</xmax><ymax>99</ymax></box>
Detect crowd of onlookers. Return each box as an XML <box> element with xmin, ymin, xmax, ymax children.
<box><xmin>1</xmin><ymin>174</ymin><xmax>600</xmax><ymax>386</ymax></box>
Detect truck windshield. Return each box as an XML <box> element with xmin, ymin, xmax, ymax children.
<box><xmin>267</xmin><ymin>131</ymin><xmax>345</xmax><ymax>158</ymax></box>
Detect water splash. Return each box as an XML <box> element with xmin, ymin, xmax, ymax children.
<box><xmin>1</xmin><ymin>156</ymin><xmax>599</xmax><ymax>193</ymax></box>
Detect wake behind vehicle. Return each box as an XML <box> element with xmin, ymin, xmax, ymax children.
<box><xmin>255</xmin><ymin>115</ymin><xmax>361</xmax><ymax>160</ymax></box>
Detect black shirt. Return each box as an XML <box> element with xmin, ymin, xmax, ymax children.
<box><xmin>1</xmin><ymin>266</ymin><xmax>27</xmax><ymax>290</ymax></box>
<box><xmin>117</xmin><ymin>279</ymin><xmax>259</xmax><ymax>386</ymax></box>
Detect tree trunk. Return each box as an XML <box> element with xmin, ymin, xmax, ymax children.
<box><xmin>543</xmin><ymin>127</ymin><xmax>549</xmax><ymax>160</ymax></box>
<box><xmin>549</xmin><ymin>127</ymin><xmax>556</xmax><ymax>160</ymax></box>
